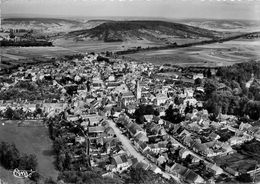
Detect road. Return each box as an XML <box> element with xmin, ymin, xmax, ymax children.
<box><xmin>107</xmin><ymin>119</ymin><xmax>181</xmax><ymax>183</ymax></box>
<box><xmin>107</xmin><ymin>119</ymin><xmax>149</xmax><ymax>164</ymax></box>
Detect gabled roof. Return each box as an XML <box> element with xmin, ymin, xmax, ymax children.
<box><xmin>128</xmin><ymin>123</ymin><xmax>143</xmax><ymax>135</ymax></box>
<box><xmin>88</xmin><ymin>126</ymin><xmax>105</xmax><ymax>133</ymax></box>
<box><xmin>184</xmin><ymin>170</ymin><xmax>200</xmax><ymax>183</ymax></box>
<box><xmin>171</xmin><ymin>163</ymin><xmax>188</xmax><ymax>176</ymax></box>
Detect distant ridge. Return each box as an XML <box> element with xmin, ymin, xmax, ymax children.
<box><xmin>68</xmin><ymin>20</ymin><xmax>223</xmax><ymax>42</ymax></box>
<box><xmin>3</xmin><ymin>18</ymin><xmax>81</xmax><ymax>24</ymax></box>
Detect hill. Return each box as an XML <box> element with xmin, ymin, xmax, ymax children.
<box><xmin>177</xmin><ymin>19</ymin><xmax>260</xmax><ymax>32</ymax></box>
<box><xmin>68</xmin><ymin>20</ymin><xmax>224</xmax><ymax>42</ymax></box>
<box><xmin>2</xmin><ymin>18</ymin><xmax>84</xmax><ymax>33</ymax></box>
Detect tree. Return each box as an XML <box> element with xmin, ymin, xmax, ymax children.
<box><xmin>204</xmin><ymin>79</ymin><xmax>218</xmax><ymax>98</ymax></box>
<box><xmin>236</xmin><ymin>173</ymin><xmax>253</xmax><ymax>183</ymax></box>
<box><xmin>19</xmin><ymin>154</ymin><xmax>37</xmax><ymax>170</ymax></box>
<box><xmin>194</xmin><ymin>78</ymin><xmax>202</xmax><ymax>86</ymax></box>
<box><xmin>5</xmin><ymin>107</ymin><xmax>14</xmax><ymax>119</ymax></box>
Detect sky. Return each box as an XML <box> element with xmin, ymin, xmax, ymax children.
<box><xmin>1</xmin><ymin>0</ymin><xmax>260</xmax><ymax>21</ymax></box>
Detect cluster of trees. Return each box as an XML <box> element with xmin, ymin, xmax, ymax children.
<box><xmin>58</xmin><ymin>170</ymin><xmax>122</xmax><ymax>184</ymax></box>
<box><xmin>46</xmin><ymin>113</ymin><xmax>91</xmax><ymax>172</ymax></box>
<box><xmin>63</xmin><ymin>54</ymin><xmax>84</xmax><ymax>60</ymax></box>
<box><xmin>134</xmin><ymin>105</ymin><xmax>159</xmax><ymax>124</ymax></box>
<box><xmin>57</xmin><ymin>167</ymin><xmax>175</xmax><ymax>184</ymax></box>
<box><xmin>0</xmin><ymin>40</ymin><xmax>52</xmax><ymax>47</ymax></box>
<box><xmin>1</xmin><ymin>106</ymin><xmax>43</xmax><ymax>120</ymax></box>
<box><xmin>163</xmin><ymin>104</ymin><xmax>185</xmax><ymax>124</ymax></box>
<box><xmin>0</xmin><ymin>141</ymin><xmax>37</xmax><ymax>170</ymax></box>
<box><xmin>202</xmin><ymin>62</ymin><xmax>260</xmax><ymax>120</ymax></box>
<box><xmin>0</xmin><ymin>81</ymin><xmax>61</xmax><ymax>101</ymax></box>
<box><xmin>123</xmin><ymin>167</ymin><xmax>175</xmax><ymax>184</ymax></box>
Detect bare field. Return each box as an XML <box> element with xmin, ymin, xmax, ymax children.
<box><xmin>122</xmin><ymin>39</ymin><xmax>260</xmax><ymax>67</ymax></box>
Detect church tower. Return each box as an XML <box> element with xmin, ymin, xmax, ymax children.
<box><xmin>136</xmin><ymin>80</ymin><xmax>141</xmax><ymax>100</ymax></box>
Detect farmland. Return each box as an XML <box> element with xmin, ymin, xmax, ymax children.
<box><xmin>0</xmin><ymin>121</ymin><xmax>58</xmax><ymax>182</ymax></box>
<box><xmin>121</xmin><ymin>38</ymin><xmax>260</xmax><ymax>67</ymax></box>
<box><xmin>0</xmin><ymin>46</ymin><xmax>80</xmax><ymax>71</ymax></box>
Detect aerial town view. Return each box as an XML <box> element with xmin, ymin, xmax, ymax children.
<box><xmin>0</xmin><ymin>0</ymin><xmax>260</xmax><ymax>184</ymax></box>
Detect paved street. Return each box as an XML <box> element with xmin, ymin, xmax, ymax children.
<box><xmin>107</xmin><ymin>119</ymin><xmax>149</xmax><ymax>164</ymax></box>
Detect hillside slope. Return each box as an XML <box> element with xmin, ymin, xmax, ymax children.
<box><xmin>2</xmin><ymin>18</ymin><xmax>84</xmax><ymax>33</ymax></box>
<box><xmin>68</xmin><ymin>20</ymin><xmax>224</xmax><ymax>42</ymax></box>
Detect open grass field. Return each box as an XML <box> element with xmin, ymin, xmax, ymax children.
<box><xmin>0</xmin><ymin>121</ymin><xmax>58</xmax><ymax>182</ymax></box>
<box><xmin>122</xmin><ymin>39</ymin><xmax>260</xmax><ymax>67</ymax></box>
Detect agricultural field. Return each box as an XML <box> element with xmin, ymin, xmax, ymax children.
<box><xmin>122</xmin><ymin>38</ymin><xmax>260</xmax><ymax>67</ymax></box>
<box><xmin>0</xmin><ymin>121</ymin><xmax>58</xmax><ymax>182</ymax></box>
<box><xmin>0</xmin><ymin>46</ymin><xmax>80</xmax><ymax>70</ymax></box>
<box><xmin>53</xmin><ymin>37</ymin><xmax>166</xmax><ymax>53</ymax></box>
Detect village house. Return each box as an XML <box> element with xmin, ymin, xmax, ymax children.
<box><xmin>166</xmin><ymin>163</ymin><xmax>205</xmax><ymax>184</ymax></box>
<box><xmin>109</xmin><ymin>154</ymin><xmax>132</xmax><ymax>172</ymax></box>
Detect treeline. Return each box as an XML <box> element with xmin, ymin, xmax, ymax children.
<box><xmin>0</xmin><ymin>40</ymin><xmax>53</xmax><ymax>47</ymax></box>
<box><xmin>0</xmin><ymin>141</ymin><xmax>37</xmax><ymax>171</ymax></box>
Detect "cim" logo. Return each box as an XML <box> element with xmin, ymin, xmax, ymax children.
<box><xmin>13</xmin><ymin>168</ymin><xmax>36</xmax><ymax>179</ymax></box>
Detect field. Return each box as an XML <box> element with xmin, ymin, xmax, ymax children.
<box><xmin>1</xmin><ymin>37</ymin><xmax>260</xmax><ymax>70</ymax></box>
<box><xmin>53</xmin><ymin>37</ymin><xmax>166</xmax><ymax>53</ymax></box>
<box><xmin>0</xmin><ymin>46</ymin><xmax>80</xmax><ymax>70</ymax></box>
<box><xmin>122</xmin><ymin>38</ymin><xmax>260</xmax><ymax>67</ymax></box>
<box><xmin>0</xmin><ymin>121</ymin><xmax>58</xmax><ymax>182</ymax></box>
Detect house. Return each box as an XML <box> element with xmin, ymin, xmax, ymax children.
<box><xmin>135</xmin><ymin>141</ymin><xmax>150</xmax><ymax>153</ymax></box>
<box><xmin>179</xmin><ymin>148</ymin><xmax>193</xmax><ymax>159</ymax></box>
<box><xmin>155</xmin><ymin>93</ymin><xmax>168</xmax><ymax>105</ymax></box>
<box><xmin>179</xmin><ymin>129</ymin><xmax>192</xmax><ymax>138</ymax></box>
<box><xmin>193</xmin><ymin>73</ymin><xmax>204</xmax><ymax>80</ymax></box>
<box><xmin>192</xmin><ymin>141</ymin><xmax>211</xmax><ymax>157</ymax></box>
<box><xmin>127</xmin><ymin>123</ymin><xmax>145</xmax><ymax>137</ymax></box>
<box><xmin>207</xmin><ymin>163</ymin><xmax>223</xmax><ymax>175</ymax></box>
<box><xmin>88</xmin><ymin>126</ymin><xmax>105</xmax><ymax>137</ymax></box>
<box><xmin>157</xmin><ymin>155</ymin><xmax>167</xmax><ymax>166</ymax></box>
<box><xmin>104</xmin><ymin>127</ymin><xmax>115</xmax><ymax>138</ymax></box>
<box><xmin>167</xmin><ymin>163</ymin><xmax>204</xmax><ymax>184</ymax></box>
<box><xmin>208</xmin><ymin>132</ymin><xmax>220</xmax><ymax>141</ymax></box>
<box><xmin>66</xmin><ymin>115</ymin><xmax>80</xmax><ymax>122</ymax></box>
<box><xmin>149</xmin><ymin>164</ymin><xmax>162</xmax><ymax>174</ymax></box>
<box><xmin>149</xmin><ymin>142</ymin><xmax>167</xmax><ymax>154</ymax></box>
<box><xmin>228</xmin><ymin>136</ymin><xmax>245</xmax><ymax>146</ymax></box>
<box><xmin>75</xmin><ymin>136</ymin><xmax>85</xmax><ymax>144</ymax></box>
<box><xmin>185</xmin><ymin>169</ymin><xmax>204</xmax><ymax>184</ymax></box>
<box><xmin>144</xmin><ymin>115</ymin><xmax>153</xmax><ymax>123</ymax></box>
<box><xmin>110</xmin><ymin>154</ymin><xmax>132</xmax><ymax>172</ymax></box>
<box><xmin>183</xmin><ymin>135</ymin><xmax>193</xmax><ymax>147</ymax></box>
<box><xmin>132</xmin><ymin>161</ymin><xmax>150</xmax><ymax>170</ymax></box>
<box><xmin>134</xmin><ymin>132</ymin><xmax>148</xmax><ymax>143</ymax></box>
<box><xmin>120</xmin><ymin>92</ymin><xmax>136</xmax><ymax>106</ymax></box>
